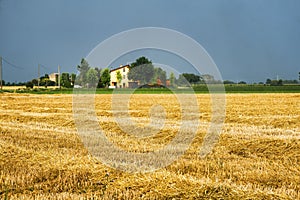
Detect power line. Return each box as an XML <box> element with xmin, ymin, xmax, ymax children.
<box><xmin>39</xmin><ymin>63</ymin><xmax>49</xmax><ymax>70</ymax></box>
<box><xmin>2</xmin><ymin>57</ymin><xmax>25</xmax><ymax>70</ymax></box>
<box><xmin>1</xmin><ymin>57</ymin><xmax>51</xmax><ymax>71</ymax></box>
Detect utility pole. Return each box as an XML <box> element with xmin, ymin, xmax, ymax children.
<box><xmin>58</xmin><ymin>65</ymin><xmax>61</xmax><ymax>89</ymax></box>
<box><xmin>0</xmin><ymin>56</ymin><xmax>2</xmax><ymax>90</ymax></box>
<box><xmin>38</xmin><ymin>64</ymin><xmax>40</xmax><ymax>88</ymax></box>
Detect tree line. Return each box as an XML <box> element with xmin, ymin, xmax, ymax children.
<box><xmin>76</xmin><ymin>58</ymin><xmax>110</xmax><ymax>88</ymax></box>
<box><xmin>1</xmin><ymin>56</ymin><xmax>298</xmax><ymax>89</ymax></box>
<box><xmin>23</xmin><ymin>58</ymin><xmax>111</xmax><ymax>89</ymax></box>
<box><xmin>125</xmin><ymin>56</ymin><xmax>222</xmax><ymax>87</ymax></box>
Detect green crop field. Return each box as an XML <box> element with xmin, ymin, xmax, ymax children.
<box><xmin>1</xmin><ymin>84</ymin><xmax>299</xmax><ymax>94</ymax></box>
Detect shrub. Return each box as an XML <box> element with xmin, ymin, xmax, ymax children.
<box><xmin>25</xmin><ymin>81</ymin><xmax>34</xmax><ymax>88</ymax></box>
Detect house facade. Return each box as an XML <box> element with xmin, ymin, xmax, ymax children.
<box><xmin>110</xmin><ymin>65</ymin><xmax>138</xmax><ymax>88</ymax></box>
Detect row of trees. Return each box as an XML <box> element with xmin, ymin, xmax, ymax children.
<box><xmin>1</xmin><ymin>80</ymin><xmax>26</xmax><ymax>86</ymax></box>
<box><xmin>128</xmin><ymin>56</ymin><xmax>167</xmax><ymax>85</ymax></box>
<box><xmin>127</xmin><ymin>57</ymin><xmax>299</xmax><ymax>87</ymax></box>
<box><xmin>19</xmin><ymin>56</ymin><xmax>299</xmax><ymax>89</ymax></box>
<box><xmin>264</xmin><ymin>78</ymin><xmax>299</xmax><ymax>86</ymax></box>
<box><xmin>25</xmin><ymin>59</ymin><xmax>111</xmax><ymax>89</ymax></box>
<box><xmin>76</xmin><ymin>57</ymin><xmax>248</xmax><ymax>88</ymax></box>
<box><xmin>25</xmin><ymin>73</ymin><xmax>76</xmax><ymax>88</ymax></box>
<box><xmin>76</xmin><ymin>57</ymin><xmax>170</xmax><ymax>88</ymax></box>
<box><xmin>126</xmin><ymin>57</ymin><xmax>222</xmax><ymax>87</ymax></box>
<box><xmin>26</xmin><ymin>74</ymin><xmax>57</xmax><ymax>88</ymax></box>
<box><xmin>76</xmin><ymin>58</ymin><xmax>110</xmax><ymax>88</ymax></box>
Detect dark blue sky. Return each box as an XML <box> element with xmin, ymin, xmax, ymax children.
<box><xmin>0</xmin><ymin>0</ymin><xmax>299</xmax><ymax>83</ymax></box>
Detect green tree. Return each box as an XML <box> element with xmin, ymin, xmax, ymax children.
<box><xmin>266</xmin><ymin>78</ymin><xmax>272</xmax><ymax>85</ymax></box>
<box><xmin>61</xmin><ymin>73</ymin><xmax>72</xmax><ymax>88</ymax></box>
<box><xmin>116</xmin><ymin>70</ymin><xmax>122</xmax><ymax>85</ymax></box>
<box><xmin>39</xmin><ymin>74</ymin><xmax>51</xmax><ymax>88</ymax></box>
<box><xmin>223</xmin><ymin>80</ymin><xmax>236</xmax><ymax>84</ymax></box>
<box><xmin>177</xmin><ymin>74</ymin><xmax>189</xmax><ymax>86</ymax></box>
<box><xmin>55</xmin><ymin>74</ymin><xmax>59</xmax><ymax>85</ymax></box>
<box><xmin>153</xmin><ymin>67</ymin><xmax>166</xmax><ymax>85</ymax></box>
<box><xmin>95</xmin><ymin>67</ymin><xmax>102</xmax><ymax>77</ymax></box>
<box><xmin>77</xmin><ymin>58</ymin><xmax>90</xmax><ymax>86</ymax></box>
<box><xmin>269</xmin><ymin>79</ymin><xmax>283</xmax><ymax>86</ymax></box>
<box><xmin>25</xmin><ymin>81</ymin><xmax>34</xmax><ymax>88</ymax></box>
<box><xmin>95</xmin><ymin>67</ymin><xmax>103</xmax><ymax>88</ymax></box>
<box><xmin>128</xmin><ymin>56</ymin><xmax>155</xmax><ymax>85</ymax></box>
<box><xmin>101</xmin><ymin>68</ymin><xmax>111</xmax><ymax>87</ymax></box>
<box><xmin>42</xmin><ymin>78</ymin><xmax>50</xmax><ymax>88</ymax></box>
<box><xmin>32</xmin><ymin>79</ymin><xmax>38</xmax><ymax>86</ymax></box>
<box><xmin>238</xmin><ymin>81</ymin><xmax>247</xmax><ymax>84</ymax></box>
<box><xmin>86</xmin><ymin>68</ymin><xmax>98</xmax><ymax>88</ymax></box>
<box><xmin>70</xmin><ymin>73</ymin><xmax>76</xmax><ymax>86</ymax></box>
<box><xmin>169</xmin><ymin>72</ymin><xmax>176</xmax><ymax>87</ymax></box>
<box><xmin>130</xmin><ymin>56</ymin><xmax>151</xmax><ymax>68</ymax></box>
<box><xmin>182</xmin><ymin>73</ymin><xmax>200</xmax><ymax>84</ymax></box>
<box><xmin>282</xmin><ymin>79</ymin><xmax>298</xmax><ymax>84</ymax></box>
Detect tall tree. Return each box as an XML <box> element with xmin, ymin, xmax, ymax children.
<box><xmin>77</xmin><ymin>58</ymin><xmax>90</xmax><ymax>86</ymax></box>
<box><xmin>130</xmin><ymin>56</ymin><xmax>151</xmax><ymax>68</ymax></box>
<box><xmin>94</xmin><ymin>67</ymin><xmax>103</xmax><ymax>88</ymax></box>
<box><xmin>86</xmin><ymin>68</ymin><xmax>98</xmax><ymax>88</ymax></box>
<box><xmin>61</xmin><ymin>73</ymin><xmax>71</xmax><ymax>88</ymax></box>
<box><xmin>169</xmin><ymin>72</ymin><xmax>176</xmax><ymax>87</ymax></box>
<box><xmin>101</xmin><ymin>68</ymin><xmax>111</xmax><ymax>87</ymax></box>
<box><xmin>95</xmin><ymin>67</ymin><xmax>102</xmax><ymax>79</ymax></box>
<box><xmin>128</xmin><ymin>56</ymin><xmax>155</xmax><ymax>85</ymax></box>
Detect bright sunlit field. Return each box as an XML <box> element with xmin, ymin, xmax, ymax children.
<box><xmin>0</xmin><ymin>93</ymin><xmax>299</xmax><ymax>199</ymax></box>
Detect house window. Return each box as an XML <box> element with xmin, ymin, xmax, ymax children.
<box><xmin>123</xmin><ymin>68</ymin><xmax>125</xmax><ymax>72</ymax></box>
<box><xmin>123</xmin><ymin>75</ymin><xmax>126</xmax><ymax>79</ymax></box>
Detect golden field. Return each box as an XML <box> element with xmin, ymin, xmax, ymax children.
<box><xmin>0</xmin><ymin>93</ymin><xmax>299</xmax><ymax>199</ymax></box>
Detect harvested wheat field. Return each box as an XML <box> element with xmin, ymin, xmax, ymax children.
<box><xmin>0</xmin><ymin>93</ymin><xmax>299</xmax><ymax>199</ymax></box>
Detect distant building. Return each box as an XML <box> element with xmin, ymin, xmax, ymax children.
<box><xmin>166</xmin><ymin>79</ymin><xmax>171</xmax><ymax>87</ymax></box>
<box><xmin>49</xmin><ymin>73</ymin><xmax>58</xmax><ymax>83</ymax></box>
<box><xmin>110</xmin><ymin>65</ymin><xmax>138</xmax><ymax>88</ymax></box>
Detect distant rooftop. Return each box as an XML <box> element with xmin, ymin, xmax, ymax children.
<box><xmin>110</xmin><ymin>64</ymin><xmax>130</xmax><ymax>72</ymax></box>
